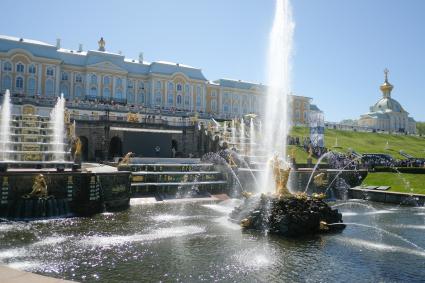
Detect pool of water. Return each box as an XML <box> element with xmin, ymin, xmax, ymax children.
<box><xmin>1</xmin><ymin>199</ymin><xmax>425</xmax><ymax>282</ymax></box>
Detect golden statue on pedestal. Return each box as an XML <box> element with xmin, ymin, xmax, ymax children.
<box><xmin>127</xmin><ymin>112</ymin><xmax>139</xmax><ymax>123</ymax></box>
<box><xmin>71</xmin><ymin>137</ymin><xmax>82</xmax><ymax>163</ymax></box>
<box><xmin>27</xmin><ymin>174</ymin><xmax>48</xmax><ymax>198</ymax></box>
<box><xmin>119</xmin><ymin>152</ymin><xmax>133</xmax><ymax>166</ymax></box>
<box><xmin>270</xmin><ymin>154</ymin><xmax>291</xmax><ymax>197</ymax></box>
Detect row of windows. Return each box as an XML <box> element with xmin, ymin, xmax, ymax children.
<box><xmin>2</xmin><ymin>62</ymin><xmax>38</xmax><ymax>74</ymax></box>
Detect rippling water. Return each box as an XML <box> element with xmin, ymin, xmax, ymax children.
<box><xmin>1</xmin><ymin>199</ymin><xmax>425</xmax><ymax>282</ymax></box>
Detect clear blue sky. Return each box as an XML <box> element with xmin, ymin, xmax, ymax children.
<box><xmin>1</xmin><ymin>0</ymin><xmax>424</xmax><ymax>122</ymax></box>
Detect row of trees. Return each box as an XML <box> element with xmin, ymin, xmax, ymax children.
<box><xmin>417</xmin><ymin>122</ymin><xmax>425</xmax><ymax>135</ymax></box>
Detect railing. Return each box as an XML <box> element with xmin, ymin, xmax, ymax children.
<box><xmin>0</xmin><ymin>92</ymin><xmax>260</xmax><ymax>122</ymax></box>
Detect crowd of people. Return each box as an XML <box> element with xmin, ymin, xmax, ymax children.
<box><xmin>287</xmin><ymin>134</ymin><xmax>425</xmax><ymax>169</ymax></box>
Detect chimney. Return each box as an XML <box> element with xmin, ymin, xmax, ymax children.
<box><xmin>139</xmin><ymin>52</ymin><xmax>144</xmax><ymax>63</ymax></box>
<box><xmin>78</xmin><ymin>43</ymin><xmax>83</xmax><ymax>52</ymax></box>
<box><xmin>56</xmin><ymin>38</ymin><xmax>61</xmax><ymax>49</ymax></box>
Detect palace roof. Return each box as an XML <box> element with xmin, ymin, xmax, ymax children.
<box><xmin>0</xmin><ymin>35</ymin><xmax>207</xmax><ymax>81</ymax></box>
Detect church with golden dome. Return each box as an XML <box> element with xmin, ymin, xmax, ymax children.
<box><xmin>358</xmin><ymin>69</ymin><xmax>416</xmax><ymax>134</ymax></box>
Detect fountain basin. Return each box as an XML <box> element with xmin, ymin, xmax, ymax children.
<box><xmin>230</xmin><ymin>194</ymin><xmax>345</xmax><ymax>236</ymax></box>
<box><xmin>0</xmin><ymin>169</ymin><xmax>131</xmax><ymax>220</ymax></box>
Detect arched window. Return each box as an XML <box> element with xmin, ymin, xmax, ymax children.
<box><xmin>155</xmin><ymin>81</ymin><xmax>162</xmax><ymax>105</ymax></box>
<box><xmin>124</xmin><ymin>89</ymin><xmax>135</xmax><ymax>101</ymax></box>
<box><xmin>127</xmin><ymin>90</ymin><xmax>134</xmax><ymax>103</ymax></box>
<box><xmin>28</xmin><ymin>77</ymin><xmax>36</xmax><ymax>94</ymax></box>
<box><xmin>75</xmin><ymin>85</ymin><xmax>83</xmax><ymax>98</ymax></box>
<box><xmin>116</xmin><ymin>78</ymin><xmax>122</xmax><ymax>87</ymax></box>
<box><xmin>46</xmin><ymin>67</ymin><xmax>54</xmax><ymax>76</ymax></box>
<box><xmin>184</xmin><ymin>94</ymin><xmax>190</xmax><ymax>106</ymax></box>
<box><xmin>61</xmin><ymin>72</ymin><xmax>68</xmax><ymax>81</ymax></box>
<box><xmin>3</xmin><ymin>62</ymin><xmax>12</xmax><ymax>72</ymax></box>
<box><xmin>103</xmin><ymin>76</ymin><xmax>110</xmax><ymax>85</ymax></box>
<box><xmin>211</xmin><ymin>100</ymin><xmax>217</xmax><ymax>112</ymax></box>
<box><xmin>116</xmin><ymin>89</ymin><xmax>123</xmax><ymax>99</ymax></box>
<box><xmin>2</xmin><ymin>75</ymin><xmax>11</xmax><ymax>90</ymax></box>
<box><xmin>15</xmin><ymin>77</ymin><xmax>24</xmax><ymax>89</ymax></box>
<box><xmin>90</xmin><ymin>74</ymin><xmax>97</xmax><ymax>85</ymax></box>
<box><xmin>177</xmin><ymin>83</ymin><xmax>182</xmax><ymax>92</ymax></box>
<box><xmin>103</xmin><ymin>87</ymin><xmax>111</xmax><ymax>99</ymax></box>
<box><xmin>60</xmin><ymin>84</ymin><xmax>69</xmax><ymax>98</ymax></box>
<box><xmin>139</xmin><ymin>81</ymin><xmax>144</xmax><ymax>90</ymax></box>
<box><xmin>196</xmin><ymin>93</ymin><xmax>201</xmax><ymax>108</ymax></box>
<box><xmin>177</xmin><ymin>94</ymin><xmax>182</xmax><ymax>105</ymax></box>
<box><xmin>90</xmin><ymin>86</ymin><xmax>98</xmax><ymax>97</ymax></box>
<box><xmin>138</xmin><ymin>91</ymin><xmax>145</xmax><ymax>104</ymax></box>
<box><xmin>16</xmin><ymin>63</ymin><xmax>24</xmax><ymax>73</ymax></box>
<box><xmin>46</xmin><ymin>79</ymin><xmax>54</xmax><ymax>96</ymax></box>
<box><xmin>185</xmin><ymin>84</ymin><xmax>190</xmax><ymax>95</ymax></box>
<box><xmin>167</xmin><ymin>82</ymin><xmax>174</xmax><ymax>105</ymax></box>
<box><xmin>223</xmin><ymin>103</ymin><xmax>229</xmax><ymax>113</ymax></box>
<box><xmin>75</xmin><ymin>74</ymin><xmax>82</xmax><ymax>83</ymax></box>
<box><xmin>28</xmin><ymin>64</ymin><xmax>36</xmax><ymax>74</ymax></box>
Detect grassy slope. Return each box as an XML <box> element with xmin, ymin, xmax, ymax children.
<box><xmin>363</xmin><ymin>173</ymin><xmax>425</xmax><ymax>194</ymax></box>
<box><xmin>290</xmin><ymin>127</ymin><xmax>425</xmax><ymax>159</ymax></box>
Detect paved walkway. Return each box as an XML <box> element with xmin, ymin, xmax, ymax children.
<box><xmin>0</xmin><ymin>265</ymin><xmax>75</xmax><ymax>283</ymax></box>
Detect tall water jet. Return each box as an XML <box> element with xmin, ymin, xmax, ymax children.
<box><xmin>240</xmin><ymin>117</ymin><xmax>245</xmax><ymax>155</ymax></box>
<box><xmin>250</xmin><ymin>118</ymin><xmax>256</xmax><ymax>158</ymax></box>
<box><xmin>50</xmin><ymin>94</ymin><xmax>66</xmax><ymax>161</ymax></box>
<box><xmin>231</xmin><ymin>119</ymin><xmax>236</xmax><ymax>149</ymax></box>
<box><xmin>0</xmin><ymin>90</ymin><xmax>11</xmax><ymax>161</ymax></box>
<box><xmin>259</xmin><ymin>0</ymin><xmax>295</xmax><ymax>193</ymax></box>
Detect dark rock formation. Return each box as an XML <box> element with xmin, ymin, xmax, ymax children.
<box><xmin>229</xmin><ymin>194</ymin><xmax>345</xmax><ymax>237</ymax></box>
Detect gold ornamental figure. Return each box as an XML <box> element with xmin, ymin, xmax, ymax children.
<box><xmin>270</xmin><ymin>154</ymin><xmax>291</xmax><ymax>197</ymax></box>
<box><xmin>119</xmin><ymin>152</ymin><xmax>133</xmax><ymax>166</ymax></box>
<box><xmin>28</xmin><ymin>174</ymin><xmax>48</xmax><ymax>198</ymax></box>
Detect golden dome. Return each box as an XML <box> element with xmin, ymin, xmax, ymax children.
<box><xmin>380</xmin><ymin>68</ymin><xmax>393</xmax><ymax>97</ymax></box>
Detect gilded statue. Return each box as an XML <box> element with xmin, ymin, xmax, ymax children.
<box><xmin>228</xmin><ymin>153</ymin><xmax>237</xmax><ymax>168</ymax></box>
<box><xmin>119</xmin><ymin>152</ymin><xmax>133</xmax><ymax>166</ymax></box>
<box><xmin>308</xmin><ymin>145</ymin><xmax>313</xmax><ymax>159</ymax></box>
<box><xmin>313</xmin><ymin>172</ymin><xmax>328</xmax><ymax>187</ymax></box>
<box><xmin>27</xmin><ymin>174</ymin><xmax>48</xmax><ymax>198</ymax></box>
<box><xmin>71</xmin><ymin>137</ymin><xmax>82</xmax><ymax>163</ymax></box>
<box><xmin>270</xmin><ymin>154</ymin><xmax>291</xmax><ymax>197</ymax></box>
<box><xmin>127</xmin><ymin>112</ymin><xmax>139</xmax><ymax>123</ymax></box>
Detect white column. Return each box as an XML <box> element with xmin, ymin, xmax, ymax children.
<box><xmin>70</xmin><ymin>72</ymin><xmax>74</xmax><ymax>100</ymax></box>
<box><xmin>55</xmin><ymin>65</ymin><xmax>61</xmax><ymax>96</ymax></box>
<box><xmin>112</xmin><ymin>76</ymin><xmax>116</xmax><ymax>100</ymax></box>
<box><xmin>190</xmin><ymin>85</ymin><xmax>194</xmax><ymax>111</ymax></box>
<box><xmin>37</xmin><ymin>64</ymin><xmax>42</xmax><ymax>95</ymax></box>
<box><xmin>218</xmin><ymin>89</ymin><xmax>222</xmax><ymax>114</ymax></box>
<box><xmin>122</xmin><ymin>77</ymin><xmax>127</xmax><ymax>101</ymax></box>
<box><xmin>85</xmin><ymin>74</ymin><xmax>90</xmax><ymax>97</ymax></box>
<box><xmin>0</xmin><ymin>59</ymin><xmax>2</xmax><ymax>90</ymax></box>
<box><xmin>164</xmin><ymin>81</ymin><xmax>168</xmax><ymax>107</ymax></box>
<box><xmin>203</xmin><ymin>86</ymin><xmax>207</xmax><ymax>111</ymax></box>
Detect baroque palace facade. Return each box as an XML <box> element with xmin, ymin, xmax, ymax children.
<box><xmin>0</xmin><ymin>35</ymin><xmax>316</xmax><ymax>124</ymax></box>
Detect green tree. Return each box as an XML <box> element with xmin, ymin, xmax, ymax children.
<box><xmin>417</xmin><ymin>122</ymin><xmax>425</xmax><ymax>135</ymax></box>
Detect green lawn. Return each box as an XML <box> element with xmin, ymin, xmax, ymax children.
<box><xmin>362</xmin><ymin>172</ymin><xmax>425</xmax><ymax>195</ymax></box>
<box><xmin>290</xmin><ymin>127</ymin><xmax>425</xmax><ymax>159</ymax></box>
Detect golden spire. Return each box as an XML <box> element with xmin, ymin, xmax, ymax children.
<box><xmin>98</xmin><ymin>37</ymin><xmax>106</xmax><ymax>51</ymax></box>
<box><xmin>380</xmin><ymin>68</ymin><xmax>393</xmax><ymax>98</ymax></box>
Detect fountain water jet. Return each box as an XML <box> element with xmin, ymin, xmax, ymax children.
<box><xmin>259</xmin><ymin>0</ymin><xmax>294</xmax><ymax>194</ymax></box>
<box><xmin>0</xmin><ymin>90</ymin><xmax>11</xmax><ymax>161</ymax></box>
<box><xmin>249</xmin><ymin>117</ymin><xmax>256</xmax><ymax>159</ymax></box>
<box><xmin>50</xmin><ymin>94</ymin><xmax>66</xmax><ymax>162</ymax></box>
<box><xmin>240</xmin><ymin>117</ymin><xmax>245</xmax><ymax>155</ymax></box>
